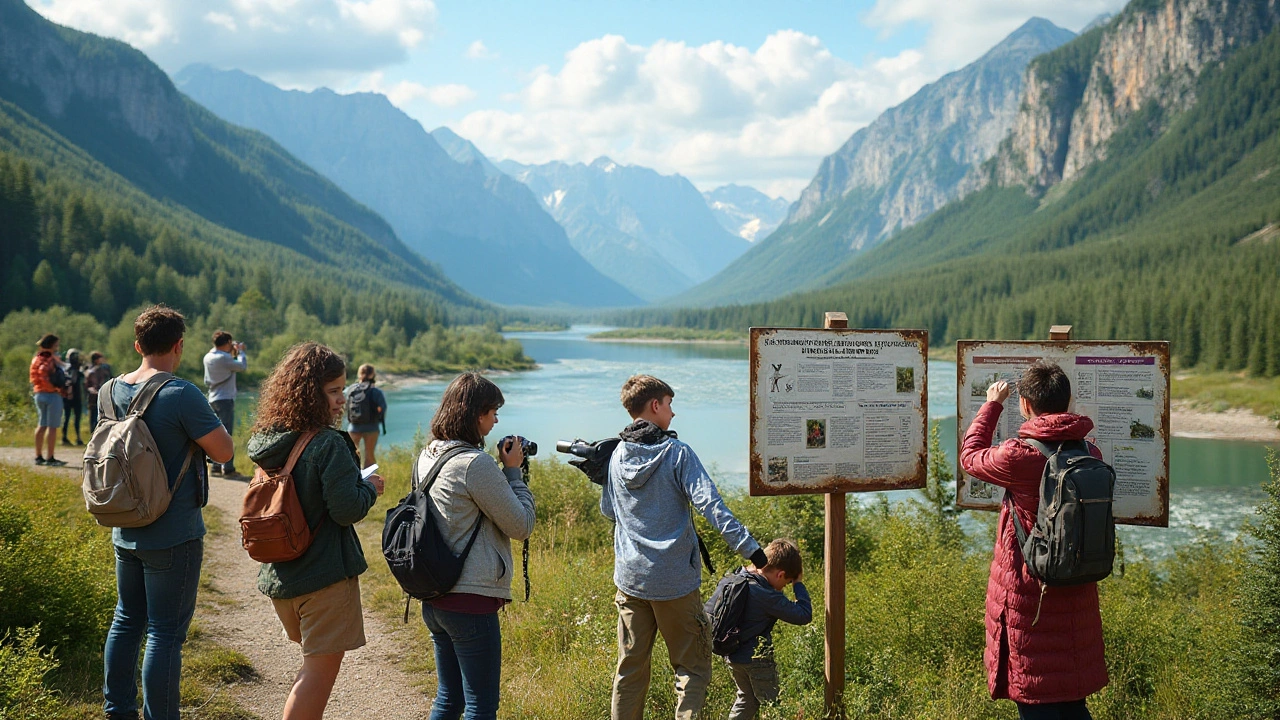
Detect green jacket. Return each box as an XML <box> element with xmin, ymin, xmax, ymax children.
<box><xmin>247</xmin><ymin>428</ymin><xmax>378</xmax><ymax>599</ymax></box>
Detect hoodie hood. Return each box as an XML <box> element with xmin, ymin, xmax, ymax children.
<box><xmin>248</xmin><ymin>429</ymin><xmax>302</xmax><ymax>469</ymax></box>
<box><xmin>614</xmin><ymin>437</ymin><xmax>676</xmax><ymax>490</ymax></box>
<box><xmin>1018</xmin><ymin>412</ymin><xmax>1094</xmax><ymax>442</ymax></box>
<box><xmin>427</xmin><ymin>438</ymin><xmax>477</xmax><ymax>459</ymax></box>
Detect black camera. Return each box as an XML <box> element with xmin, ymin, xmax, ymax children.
<box><xmin>500</xmin><ymin>435</ymin><xmax>537</xmax><ymax>458</ymax></box>
<box><xmin>556</xmin><ymin>437</ymin><xmax>620</xmax><ymax>486</ymax></box>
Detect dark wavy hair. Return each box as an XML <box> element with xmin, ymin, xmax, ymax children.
<box><xmin>1018</xmin><ymin>360</ymin><xmax>1072</xmax><ymax>415</ymax></box>
<box><xmin>430</xmin><ymin>372</ymin><xmax>504</xmax><ymax>447</ymax></box>
<box><xmin>251</xmin><ymin>342</ymin><xmax>347</xmax><ymax>434</ymax></box>
<box><xmin>134</xmin><ymin>305</ymin><xmax>186</xmax><ymax>356</ymax></box>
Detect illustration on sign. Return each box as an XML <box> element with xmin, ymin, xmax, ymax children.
<box><xmin>955</xmin><ymin>341</ymin><xmax>1171</xmax><ymax>527</ymax></box>
<box><xmin>749</xmin><ymin>328</ymin><xmax>929</xmax><ymax>496</ymax></box>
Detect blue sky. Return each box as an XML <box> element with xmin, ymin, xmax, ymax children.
<box><xmin>30</xmin><ymin>0</ymin><xmax>1125</xmax><ymax>198</ymax></box>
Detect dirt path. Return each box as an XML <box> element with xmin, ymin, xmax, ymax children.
<box><xmin>200</xmin><ymin>474</ymin><xmax>433</xmax><ymax>719</ymax></box>
<box><xmin>1171</xmin><ymin>401</ymin><xmax>1280</xmax><ymax>443</ymax></box>
<box><xmin>0</xmin><ymin>447</ymin><xmax>433</xmax><ymax>719</ymax></box>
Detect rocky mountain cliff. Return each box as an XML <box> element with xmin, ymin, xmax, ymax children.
<box><xmin>994</xmin><ymin>0</ymin><xmax>1280</xmax><ymax>191</ymax></box>
<box><xmin>500</xmin><ymin>158</ymin><xmax>750</xmax><ymax>302</ymax></box>
<box><xmin>177</xmin><ymin>66</ymin><xmax>641</xmax><ymax>308</ymax></box>
<box><xmin>677</xmin><ymin>17</ymin><xmax>1075</xmax><ymax>306</ymax></box>
<box><xmin>703</xmin><ymin>185</ymin><xmax>791</xmax><ymax>242</ymax></box>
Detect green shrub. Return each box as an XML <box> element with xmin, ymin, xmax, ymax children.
<box><xmin>1238</xmin><ymin>449</ymin><xmax>1280</xmax><ymax>718</ymax></box>
<box><xmin>0</xmin><ymin>627</ymin><xmax>64</xmax><ymax>720</ymax></box>
<box><xmin>0</xmin><ymin>479</ymin><xmax>114</xmax><ymax>650</ymax></box>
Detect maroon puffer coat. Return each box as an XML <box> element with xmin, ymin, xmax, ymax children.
<box><xmin>960</xmin><ymin>401</ymin><xmax>1109</xmax><ymax>704</ymax></box>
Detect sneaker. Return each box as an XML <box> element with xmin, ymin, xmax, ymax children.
<box><xmin>61</xmin><ymin>438</ymin><xmax>72</xmax><ymax>446</ymax></box>
<box><xmin>75</xmin><ymin>438</ymin><xmax>84</xmax><ymax>446</ymax></box>
<box><xmin>35</xmin><ymin>456</ymin><xmax>46</xmax><ymax>465</ymax></box>
<box><xmin>45</xmin><ymin>458</ymin><xmax>67</xmax><ymax>467</ymax></box>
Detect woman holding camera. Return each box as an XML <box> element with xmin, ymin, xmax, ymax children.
<box><xmin>419</xmin><ymin>371</ymin><xmax>535</xmax><ymax>720</ymax></box>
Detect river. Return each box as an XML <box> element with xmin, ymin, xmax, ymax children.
<box><xmin>378</xmin><ymin>326</ymin><xmax>1274</xmax><ymax>557</ymax></box>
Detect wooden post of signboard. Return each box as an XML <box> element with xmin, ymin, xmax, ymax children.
<box><xmin>1049</xmin><ymin>325</ymin><xmax>1073</xmax><ymax>341</ymax></box>
<box><xmin>822</xmin><ymin>311</ymin><xmax>847</xmax><ymax>714</ymax></box>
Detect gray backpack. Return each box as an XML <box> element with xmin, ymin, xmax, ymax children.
<box><xmin>1007</xmin><ymin>439</ymin><xmax>1116</xmax><ymax>587</ymax></box>
<box><xmin>82</xmin><ymin>373</ymin><xmax>198</xmax><ymax>528</ymax></box>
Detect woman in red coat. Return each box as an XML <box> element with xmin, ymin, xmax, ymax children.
<box><xmin>960</xmin><ymin>361</ymin><xmax>1108</xmax><ymax>720</ymax></box>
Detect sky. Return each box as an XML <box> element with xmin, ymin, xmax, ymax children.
<box><xmin>29</xmin><ymin>0</ymin><xmax>1127</xmax><ymax>200</ymax></box>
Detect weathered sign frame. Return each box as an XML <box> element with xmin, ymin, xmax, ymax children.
<box><xmin>748</xmin><ymin>326</ymin><xmax>929</xmax><ymax>496</ymax></box>
<box><xmin>955</xmin><ymin>340</ymin><xmax>1171</xmax><ymax>527</ymax></box>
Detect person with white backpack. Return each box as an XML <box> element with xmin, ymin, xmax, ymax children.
<box><xmin>87</xmin><ymin>305</ymin><xmax>233</xmax><ymax>720</ymax></box>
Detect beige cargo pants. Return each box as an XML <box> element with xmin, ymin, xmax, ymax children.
<box><xmin>611</xmin><ymin>589</ymin><xmax>713</xmax><ymax>720</ymax></box>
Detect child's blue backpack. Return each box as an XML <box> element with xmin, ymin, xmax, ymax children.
<box><xmin>707</xmin><ymin>570</ymin><xmax>767</xmax><ymax>656</ymax></box>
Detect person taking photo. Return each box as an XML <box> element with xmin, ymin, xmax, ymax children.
<box><xmin>415</xmin><ymin>371</ymin><xmax>536</xmax><ymax>720</ymax></box>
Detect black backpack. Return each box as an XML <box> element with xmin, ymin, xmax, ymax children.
<box><xmin>347</xmin><ymin>382</ymin><xmax>376</xmax><ymax>425</ymax></box>
<box><xmin>707</xmin><ymin>571</ymin><xmax>766</xmax><ymax>656</ymax></box>
<box><xmin>383</xmin><ymin>447</ymin><xmax>482</xmax><ymax>613</ymax></box>
<box><xmin>1008</xmin><ymin>439</ymin><xmax>1116</xmax><ymax>586</ymax></box>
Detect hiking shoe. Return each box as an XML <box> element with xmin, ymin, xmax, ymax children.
<box><xmin>45</xmin><ymin>458</ymin><xmax>67</xmax><ymax>467</ymax></box>
<box><xmin>75</xmin><ymin>438</ymin><xmax>84</xmax><ymax>446</ymax></box>
<box><xmin>35</xmin><ymin>456</ymin><xmax>46</xmax><ymax>465</ymax></box>
<box><xmin>61</xmin><ymin>438</ymin><xmax>73</xmax><ymax>446</ymax></box>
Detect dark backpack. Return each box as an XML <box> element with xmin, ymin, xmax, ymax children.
<box><xmin>346</xmin><ymin>382</ymin><xmax>376</xmax><ymax>425</ymax></box>
<box><xmin>707</xmin><ymin>571</ymin><xmax>766</xmax><ymax>656</ymax></box>
<box><xmin>1008</xmin><ymin>439</ymin><xmax>1116</xmax><ymax>586</ymax></box>
<box><xmin>382</xmin><ymin>447</ymin><xmax>482</xmax><ymax>607</ymax></box>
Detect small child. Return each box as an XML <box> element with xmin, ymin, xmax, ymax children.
<box><xmin>706</xmin><ymin>538</ymin><xmax>813</xmax><ymax>720</ymax></box>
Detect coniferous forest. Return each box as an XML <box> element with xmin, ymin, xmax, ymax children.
<box><xmin>617</xmin><ymin>23</ymin><xmax>1280</xmax><ymax>378</ymax></box>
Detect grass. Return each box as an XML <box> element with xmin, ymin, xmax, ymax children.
<box><xmin>0</xmin><ymin>461</ymin><xmax>260</xmax><ymax>720</ymax></box>
<box><xmin>347</xmin><ymin>430</ymin><xmax>1276</xmax><ymax>719</ymax></box>
<box><xmin>1172</xmin><ymin>370</ymin><xmax>1280</xmax><ymax>424</ymax></box>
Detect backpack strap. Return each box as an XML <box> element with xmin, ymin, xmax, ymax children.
<box><xmin>414</xmin><ymin>445</ymin><xmax>487</xmax><ymax>557</ymax></box>
<box><xmin>1020</xmin><ymin>437</ymin><xmax>1059</xmax><ymax>458</ymax></box>
<box><xmin>99</xmin><ymin>378</ymin><xmax>120</xmax><ymax>422</ymax></box>
<box><xmin>281</xmin><ymin>430</ymin><xmax>321</xmax><ymax>476</ymax></box>
<box><xmin>125</xmin><ymin>372</ymin><xmax>178</xmax><ymax>417</ymax></box>
<box><xmin>1003</xmin><ymin>491</ymin><xmax>1032</xmax><ymax>554</ymax></box>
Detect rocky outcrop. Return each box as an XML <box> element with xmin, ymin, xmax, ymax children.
<box><xmin>0</xmin><ymin>0</ymin><xmax>193</xmax><ymax>176</ymax></box>
<box><xmin>996</xmin><ymin>0</ymin><xmax>1280</xmax><ymax>191</ymax></box>
<box><xmin>785</xmin><ymin>18</ymin><xmax>1076</xmax><ymax>243</ymax></box>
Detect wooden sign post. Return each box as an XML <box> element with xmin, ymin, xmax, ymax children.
<box><xmin>748</xmin><ymin>312</ymin><xmax>929</xmax><ymax>716</ymax></box>
<box><xmin>822</xmin><ymin>312</ymin><xmax>847</xmax><ymax>713</ymax></box>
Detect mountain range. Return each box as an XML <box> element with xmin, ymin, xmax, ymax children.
<box><xmin>620</xmin><ymin>0</ymin><xmax>1280</xmax><ymax>381</ymax></box>
<box><xmin>678</xmin><ymin>17</ymin><xmax>1077</xmax><ymax>306</ymax></box>
<box><xmin>498</xmin><ymin>157</ymin><xmax>751</xmax><ymax>302</ymax></box>
<box><xmin>702</xmin><ymin>185</ymin><xmax>791</xmax><ymax>243</ymax></box>
<box><xmin>175</xmin><ymin>65</ymin><xmax>641</xmax><ymax>308</ymax></box>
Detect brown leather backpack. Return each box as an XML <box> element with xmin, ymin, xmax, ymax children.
<box><xmin>239</xmin><ymin>430</ymin><xmax>319</xmax><ymax>563</ymax></box>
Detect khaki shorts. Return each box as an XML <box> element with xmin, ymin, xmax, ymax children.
<box><xmin>271</xmin><ymin>576</ymin><xmax>367</xmax><ymax>656</ymax></box>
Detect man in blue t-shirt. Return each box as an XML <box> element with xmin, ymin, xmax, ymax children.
<box><xmin>102</xmin><ymin>305</ymin><xmax>233</xmax><ymax>720</ymax></box>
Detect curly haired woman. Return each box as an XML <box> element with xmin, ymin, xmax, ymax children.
<box><xmin>246</xmin><ymin>342</ymin><xmax>384</xmax><ymax>720</ymax></box>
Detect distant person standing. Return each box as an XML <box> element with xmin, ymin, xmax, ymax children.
<box><xmin>203</xmin><ymin>331</ymin><xmax>247</xmax><ymax>476</ymax></box>
<box><xmin>345</xmin><ymin>364</ymin><xmax>387</xmax><ymax>469</ymax></box>
<box><xmin>29</xmin><ymin>334</ymin><xmax>66</xmax><ymax>466</ymax></box>
<box><xmin>61</xmin><ymin>347</ymin><xmax>86</xmax><ymax>446</ymax></box>
<box><xmin>85</xmin><ymin>352</ymin><xmax>113</xmax><ymax>430</ymax></box>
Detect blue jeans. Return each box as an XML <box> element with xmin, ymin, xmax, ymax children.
<box><xmin>421</xmin><ymin>604</ymin><xmax>502</xmax><ymax>720</ymax></box>
<box><xmin>209</xmin><ymin>400</ymin><xmax>235</xmax><ymax>472</ymax></box>
<box><xmin>103</xmin><ymin>539</ymin><xmax>203</xmax><ymax>720</ymax></box>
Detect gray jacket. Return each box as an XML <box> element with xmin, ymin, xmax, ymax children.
<box><xmin>417</xmin><ymin>440</ymin><xmax>536</xmax><ymax>600</ymax></box>
<box><xmin>602</xmin><ymin>436</ymin><xmax>760</xmax><ymax>601</ymax></box>
<box><xmin>202</xmin><ymin>348</ymin><xmax>246</xmax><ymax>402</ymax></box>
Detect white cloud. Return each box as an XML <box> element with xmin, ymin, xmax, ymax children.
<box><xmin>866</xmin><ymin>0</ymin><xmax>1128</xmax><ymax>67</ymax></box>
<box><xmin>355</xmin><ymin>72</ymin><xmax>475</xmax><ymax>108</ymax></box>
<box><xmin>465</xmin><ymin>40</ymin><xmax>494</xmax><ymax>60</ymax></box>
<box><xmin>454</xmin><ymin>31</ymin><xmax>931</xmax><ymax>199</ymax></box>
<box><xmin>31</xmin><ymin>0</ymin><xmax>436</xmax><ymax>85</ymax></box>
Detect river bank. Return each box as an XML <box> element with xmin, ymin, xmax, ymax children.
<box><xmin>1171</xmin><ymin>400</ymin><xmax>1280</xmax><ymax>443</ymax></box>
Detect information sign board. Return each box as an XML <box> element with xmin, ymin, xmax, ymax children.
<box><xmin>955</xmin><ymin>341</ymin><xmax>1170</xmax><ymax>526</ymax></box>
<box><xmin>749</xmin><ymin>328</ymin><xmax>928</xmax><ymax>496</ymax></box>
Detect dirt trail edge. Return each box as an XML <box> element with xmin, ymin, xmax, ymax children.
<box><xmin>202</xmin><ymin>474</ymin><xmax>432</xmax><ymax>719</ymax></box>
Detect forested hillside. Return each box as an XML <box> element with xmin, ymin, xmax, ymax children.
<box><xmin>615</xmin><ymin>19</ymin><xmax>1280</xmax><ymax>378</ymax></box>
<box><xmin>0</xmin><ymin>0</ymin><xmax>531</xmax><ymax>393</ymax></box>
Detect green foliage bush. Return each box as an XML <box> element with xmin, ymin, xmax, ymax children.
<box><xmin>0</xmin><ymin>627</ymin><xmax>63</xmax><ymax>720</ymax></box>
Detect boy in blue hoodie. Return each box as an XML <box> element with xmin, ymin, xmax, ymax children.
<box><xmin>706</xmin><ymin>539</ymin><xmax>812</xmax><ymax>720</ymax></box>
<box><xmin>603</xmin><ymin>374</ymin><xmax>768</xmax><ymax>720</ymax></box>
